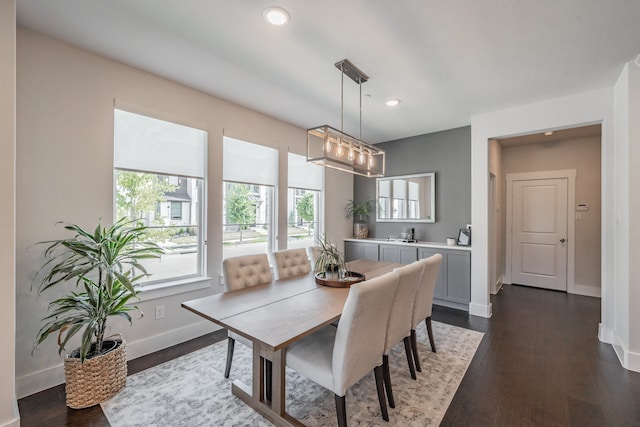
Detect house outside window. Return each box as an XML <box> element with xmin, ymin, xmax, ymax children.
<box><xmin>114</xmin><ymin>108</ymin><xmax>207</xmax><ymax>287</ymax></box>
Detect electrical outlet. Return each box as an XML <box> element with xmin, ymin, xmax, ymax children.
<box><xmin>155</xmin><ymin>305</ymin><xmax>165</xmax><ymax>320</ymax></box>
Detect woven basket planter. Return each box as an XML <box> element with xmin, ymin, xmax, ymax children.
<box><xmin>64</xmin><ymin>336</ymin><xmax>127</xmax><ymax>409</ymax></box>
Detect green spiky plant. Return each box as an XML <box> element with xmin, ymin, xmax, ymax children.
<box><xmin>345</xmin><ymin>199</ymin><xmax>373</xmax><ymax>221</ymax></box>
<box><xmin>313</xmin><ymin>234</ymin><xmax>347</xmax><ymax>277</ymax></box>
<box><xmin>33</xmin><ymin>218</ymin><xmax>163</xmax><ymax>362</ymax></box>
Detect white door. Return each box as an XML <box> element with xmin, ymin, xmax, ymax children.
<box><xmin>511</xmin><ymin>178</ymin><xmax>568</xmax><ymax>291</ymax></box>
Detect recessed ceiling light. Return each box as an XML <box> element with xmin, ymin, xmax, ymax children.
<box><xmin>263</xmin><ymin>7</ymin><xmax>290</xmax><ymax>26</ymax></box>
<box><xmin>544</xmin><ymin>131</ymin><xmax>554</xmax><ymax>136</ymax></box>
<box><xmin>386</xmin><ymin>99</ymin><xmax>401</xmax><ymax>107</ymax></box>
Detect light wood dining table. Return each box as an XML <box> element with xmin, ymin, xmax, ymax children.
<box><xmin>181</xmin><ymin>259</ymin><xmax>402</xmax><ymax>427</ymax></box>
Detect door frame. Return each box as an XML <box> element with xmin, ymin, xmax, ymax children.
<box><xmin>505</xmin><ymin>169</ymin><xmax>576</xmax><ymax>294</ymax></box>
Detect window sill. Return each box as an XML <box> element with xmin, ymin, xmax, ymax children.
<box><xmin>137</xmin><ymin>276</ymin><xmax>214</xmax><ymax>302</ymax></box>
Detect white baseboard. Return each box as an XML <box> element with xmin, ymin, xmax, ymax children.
<box><xmin>469</xmin><ymin>302</ymin><xmax>492</xmax><ymax>318</ymax></box>
<box><xmin>0</xmin><ymin>417</ymin><xmax>20</xmax><ymax>427</ymax></box>
<box><xmin>16</xmin><ymin>320</ymin><xmax>220</xmax><ymax>399</ymax></box>
<box><xmin>605</xmin><ymin>326</ymin><xmax>640</xmax><ymax>373</ymax></box>
<box><xmin>572</xmin><ymin>283</ymin><xmax>601</xmax><ymax>298</ymax></box>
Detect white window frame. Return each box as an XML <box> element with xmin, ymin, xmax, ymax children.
<box><xmin>113</xmin><ymin>107</ymin><xmax>209</xmax><ymax>295</ymax></box>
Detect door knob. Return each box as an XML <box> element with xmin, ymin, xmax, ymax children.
<box><xmin>560</xmin><ymin>238</ymin><xmax>566</xmax><ymax>243</ymax></box>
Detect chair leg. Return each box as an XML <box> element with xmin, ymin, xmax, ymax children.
<box><xmin>335</xmin><ymin>394</ymin><xmax>347</xmax><ymax>427</ymax></box>
<box><xmin>382</xmin><ymin>354</ymin><xmax>395</xmax><ymax>408</ymax></box>
<box><xmin>224</xmin><ymin>337</ymin><xmax>235</xmax><ymax>378</ymax></box>
<box><xmin>411</xmin><ymin>329</ymin><xmax>421</xmax><ymax>372</ymax></box>
<box><xmin>426</xmin><ymin>317</ymin><xmax>437</xmax><ymax>353</ymax></box>
<box><xmin>403</xmin><ymin>336</ymin><xmax>417</xmax><ymax>380</ymax></box>
<box><xmin>374</xmin><ymin>365</ymin><xmax>389</xmax><ymax>422</ymax></box>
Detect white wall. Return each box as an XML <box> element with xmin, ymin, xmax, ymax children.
<box><xmin>0</xmin><ymin>1</ymin><xmax>19</xmax><ymax>425</ymax></box>
<box><xmin>612</xmin><ymin>62</ymin><xmax>640</xmax><ymax>370</ymax></box>
<box><xmin>471</xmin><ymin>82</ymin><xmax>640</xmax><ymax>372</ymax></box>
<box><xmin>15</xmin><ymin>28</ymin><xmax>352</xmax><ymax>397</ymax></box>
<box><xmin>470</xmin><ymin>89</ymin><xmax>613</xmax><ymax>321</ymax></box>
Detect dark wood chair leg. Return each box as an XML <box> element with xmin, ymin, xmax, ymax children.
<box><xmin>265</xmin><ymin>359</ymin><xmax>272</xmax><ymax>401</ymax></box>
<box><xmin>403</xmin><ymin>336</ymin><xmax>417</xmax><ymax>380</ymax></box>
<box><xmin>335</xmin><ymin>394</ymin><xmax>347</xmax><ymax>427</ymax></box>
<box><xmin>374</xmin><ymin>365</ymin><xmax>389</xmax><ymax>422</ymax></box>
<box><xmin>382</xmin><ymin>354</ymin><xmax>395</xmax><ymax>408</ymax></box>
<box><xmin>411</xmin><ymin>329</ymin><xmax>422</xmax><ymax>372</ymax></box>
<box><xmin>224</xmin><ymin>337</ymin><xmax>235</xmax><ymax>379</ymax></box>
<box><xmin>426</xmin><ymin>317</ymin><xmax>437</xmax><ymax>353</ymax></box>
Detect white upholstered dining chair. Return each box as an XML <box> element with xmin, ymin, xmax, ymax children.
<box><xmin>286</xmin><ymin>271</ymin><xmax>399</xmax><ymax>427</ymax></box>
<box><xmin>382</xmin><ymin>260</ymin><xmax>425</xmax><ymax>409</ymax></box>
<box><xmin>272</xmin><ymin>248</ymin><xmax>312</xmax><ymax>279</ymax></box>
<box><xmin>222</xmin><ymin>253</ymin><xmax>273</xmax><ymax>378</ymax></box>
<box><xmin>410</xmin><ymin>253</ymin><xmax>443</xmax><ymax>372</ymax></box>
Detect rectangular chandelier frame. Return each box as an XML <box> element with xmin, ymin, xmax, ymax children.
<box><xmin>307</xmin><ymin>125</ymin><xmax>385</xmax><ymax>178</ymax></box>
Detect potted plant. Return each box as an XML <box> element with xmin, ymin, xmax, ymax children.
<box><xmin>313</xmin><ymin>234</ymin><xmax>347</xmax><ymax>278</ymax></box>
<box><xmin>32</xmin><ymin>218</ymin><xmax>162</xmax><ymax>408</ymax></box>
<box><xmin>345</xmin><ymin>199</ymin><xmax>373</xmax><ymax>239</ymax></box>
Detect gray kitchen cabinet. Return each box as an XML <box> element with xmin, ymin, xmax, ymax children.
<box><xmin>418</xmin><ymin>247</ymin><xmax>471</xmax><ymax>311</ymax></box>
<box><xmin>379</xmin><ymin>244</ymin><xmax>418</xmax><ymax>264</ymax></box>
<box><xmin>344</xmin><ymin>241</ymin><xmax>379</xmax><ymax>262</ymax></box>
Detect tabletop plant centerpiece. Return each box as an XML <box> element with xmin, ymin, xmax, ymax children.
<box><xmin>32</xmin><ymin>218</ymin><xmax>163</xmax><ymax>409</ymax></box>
<box><xmin>313</xmin><ymin>234</ymin><xmax>363</xmax><ymax>287</ymax></box>
<box><xmin>345</xmin><ymin>199</ymin><xmax>373</xmax><ymax>239</ymax></box>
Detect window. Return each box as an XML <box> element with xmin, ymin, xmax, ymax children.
<box><xmin>171</xmin><ymin>201</ymin><xmax>182</xmax><ymax>220</ymax></box>
<box><xmin>222</xmin><ymin>137</ymin><xmax>277</xmax><ymax>259</ymax></box>
<box><xmin>114</xmin><ymin>109</ymin><xmax>207</xmax><ymax>287</ymax></box>
<box><xmin>287</xmin><ymin>153</ymin><xmax>323</xmax><ymax>249</ymax></box>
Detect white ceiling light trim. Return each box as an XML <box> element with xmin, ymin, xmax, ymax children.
<box><xmin>263</xmin><ymin>6</ymin><xmax>290</xmax><ymax>26</ymax></box>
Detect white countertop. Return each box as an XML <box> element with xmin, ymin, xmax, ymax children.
<box><xmin>344</xmin><ymin>238</ymin><xmax>472</xmax><ymax>251</ymax></box>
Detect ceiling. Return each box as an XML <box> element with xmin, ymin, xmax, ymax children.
<box><xmin>498</xmin><ymin>124</ymin><xmax>602</xmax><ymax>147</ymax></box>
<box><xmin>16</xmin><ymin>0</ymin><xmax>640</xmax><ymax>144</ymax></box>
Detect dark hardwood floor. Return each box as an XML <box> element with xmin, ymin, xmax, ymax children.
<box><xmin>18</xmin><ymin>285</ymin><xmax>640</xmax><ymax>426</ymax></box>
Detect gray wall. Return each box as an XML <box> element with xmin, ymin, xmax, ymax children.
<box><xmin>354</xmin><ymin>126</ymin><xmax>471</xmax><ymax>243</ymax></box>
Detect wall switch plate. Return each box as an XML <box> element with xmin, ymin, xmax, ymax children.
<box><xmin>155</xmin><ymin>305</ymin><xmax>165</xmax><ymax>320</ymax></box>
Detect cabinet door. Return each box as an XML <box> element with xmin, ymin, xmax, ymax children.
<box><xmin>361</xmin><ymin>243</ymin><xmax>379</xmax><ymax>261</ymax></box>
<box><xmin>344</xmin><ymin>242</ymin><xmax>361</xmax><ymax>262</ymax></box>
<box><xmin>345</xmin><ymin>241</ymin><xmax>379</xmax><ymax>261</ymax></box>
<box><xmin>399</xmin><ymin>247</ymin><xmax>418</xmax><ymax>264</ymax></box>
<box><xmin>379</xmin><ymin>245</ymin><xmax>400</xmax><ymax>263</ymax></box>
<box><xmin>445</xmin><ymin>251</ymin><xmax>471</xmax><ymax>303</ymax></box>
<box><xmin>418</xmin><ymin>248</ymin><xmax>445</xmax><ymax>299</ymax></box>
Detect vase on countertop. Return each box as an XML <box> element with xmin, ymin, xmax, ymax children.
<box><xmin>353</xmin><ymin>218</ymin><xmax>369</xmax><ymax>239</ymax></box>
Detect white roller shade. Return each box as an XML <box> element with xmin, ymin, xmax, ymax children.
<box><xmin>393</xmin><ymin>179</ymin><xmax>407</xmax><ymax>199</ymax></box>
<box><xmin>379</xmin><ymin>179</ymin><xmax>390</xmax><ymax>197</ymax></box>
<box><xmin>114</xmin><ymin>109</ymin><xmax>206</xmax><ymax>178</ymax></box>
<box><xmin>288</xmin><ymin>152</ymin><xmax>323</xmax><ymax>191</ymax></box>
<box><xmin>223</xmin><ymin>137</ymin><xmax>278</xmax><ymax>186</ymax></box>
<box><xmin>409</xmin><ymin>181</ymin><xmax>420</xmax><ymax>200</ymax></box>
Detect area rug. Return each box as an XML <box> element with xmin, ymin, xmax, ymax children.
<box><xmin>102</xmin><ymin>321</ymin><xmax>483</xmax><ymax>426</ymax></box>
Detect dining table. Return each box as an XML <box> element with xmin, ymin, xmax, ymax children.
<box><xmin>181</xmin><ymin>258</ymin><xmax>403</xmax><ymax>427</ymax></box>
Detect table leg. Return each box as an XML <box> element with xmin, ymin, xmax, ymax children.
<box><xmin>271</xmin><ymin>348</ymin><xmax>286</xmax><ymax>416</ymax></box>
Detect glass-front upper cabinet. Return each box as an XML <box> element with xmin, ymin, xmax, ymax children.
<box><xmin>376</xmin><ymin>172</ymin><xmax>435</xmax><ymax>222</ymax></box>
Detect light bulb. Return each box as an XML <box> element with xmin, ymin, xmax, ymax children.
<box><xmin>368</xmin><ymin>155</ymin><xmax>374</xmax><ymax>168</ymax></box>
<box><xmin>325</xmin><ymin>139</ymin><xmax>332</xmax><ymax>153</ymax></box>
<box><xmin>348</xmin><ymin>149</ymin><xmax>355</xmax><ymax>161</ymax></box>
<box><xmin>358</xmin><ymin>152</ymin><xmax>365</xmax><ymax>165</ymax></box>
<box><xmin>335</xmin><ymin>143</ymin><xmax>344</xmax><ymax>158</ymax></box>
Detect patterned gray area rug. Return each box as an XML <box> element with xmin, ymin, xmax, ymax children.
<box><xmin>102</xmin><ymin>321</ymin><xmax>483</xmax><ymax>426</ymax></box>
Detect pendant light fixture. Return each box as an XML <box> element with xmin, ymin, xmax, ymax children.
<box><xmin>307</xmin><ymin>59</ymin><xmax>385</xmax><ymax>177</ymax></box>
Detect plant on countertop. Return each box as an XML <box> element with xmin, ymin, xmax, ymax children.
<box><xmin>346</xmin><ymin>199</ymin><xmax>374</xmax><ymax>239</ymax></box>
<box><xmin>345</xmin><ymin>199</ymin><xmax>373</xmax><ymax>220</ymax></box>
<box><xmin>313</xmin><ymin>234</ymin><xmax>347</xmax><ymax>277</ymax></box>
<box><xmin>32</xmin><ymin>218</ymin><xmax>163</xmax><ymax>362</ymax></box>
